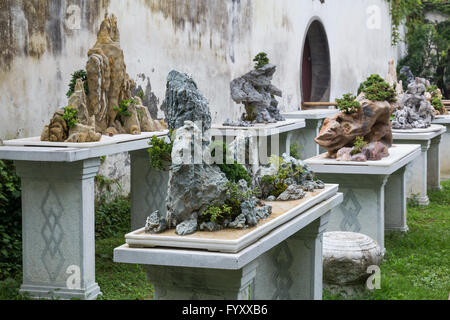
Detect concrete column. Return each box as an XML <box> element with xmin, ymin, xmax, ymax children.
<box><xmin>130</xmin><ymin>150</ymin><xmax>170</xmax><ymax>231</ymax></box>
<box><xmin>291</xmin><ymin>119</ymin><xmax>324</xmax><ymax>160</ymax></box>
<box><xmin>14</xmin><ymin>159</ymin><xmax>101</xmax><ymax>300</ymax></box>
<box><xmin>437</xmin><ymin>124</ymin><xmax>450</xmax><ymax>179</ymax></box>
<box><xmin>253</xmin><ymin>212</ymin><xmax>330</xmax><ymax>300</ymax></box>
<box><xmin>315</xmin><ymin>173</ymin><xmax>389</xmax><ymax>251</ymax></box>
<box><xmin>385</xmin><ymin>166</ymin><xmax>408</xmax><ymax>232</ymax></box>
<box><xmin>145</xmin><ymin>261</ymin><xmax>258</xmax><ymax>300</ymax></box>
<box><xmin>428</xmin><ymin>135</ymin><xmax>442</xmax><ymax>190</ymax></box>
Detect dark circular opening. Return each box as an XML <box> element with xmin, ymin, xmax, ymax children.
<box><xmin>301</xmin><ymin>20</ymin><xmax>331</xmax><ymax>103</ymax></box>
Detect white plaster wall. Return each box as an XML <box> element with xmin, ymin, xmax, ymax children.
<box><xmin>0</xmin><ymin>0</ymin><xmax>404</xmax><ymax>140</ymax></box>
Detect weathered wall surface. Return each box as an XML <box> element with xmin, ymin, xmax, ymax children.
<box><xmin>0</xmin><ymin>0</ymin><xmax>403</xmax><ymax>140</ymax></box>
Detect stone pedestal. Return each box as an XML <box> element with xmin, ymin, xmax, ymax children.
<box><xmin>147</xmin><ymin>261</ymin><xmax>258</xmax><ymax>300</ymax></box>
<box><xmin>393</xmin><ymin>125</ymin><xmax>446</xmax><ymax>204</ymax></box>
<box><xmin>305</xmin><ymin>145</ymin><xmax>421</xmax><ymax>252</ymax></box>
<box><xmin>282</xmin><ymin>110</ymin><xmax>338</xmax><ymax>159</ymax></box>
<box><xmin>433</xmin><ymin>116</ymin><xmax>450</xmax><ymax>180</ymax></box>
<box><xmin>253</xmin><ymin>212</ymin><xmax>330</xmax><ymax>300</ymax></box>
<box><xmin>130</xmin><ymin>150</ymin><xmax>169</xmax><ymax>231</ymax></box>
<box><xmin>14</xmin><ymin>159</ymin><xmax>101</xmax><ymax>300</ymax></box>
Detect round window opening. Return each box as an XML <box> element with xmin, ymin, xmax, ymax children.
<box><xmin>301</xmin><ymin>20</ymin><xmax>331</xmax><ymax>103</ymax></box>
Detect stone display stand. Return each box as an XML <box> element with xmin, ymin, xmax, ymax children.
<box><xmin>282</xmin><ymin>109</ymin><xmax>339</xmax><ymax>159</ymax></box>
<box><xmin>0</xmin><ymin>132</ymin><xmax>167</xmax><ymax>300</ymax></box>
<box><xmin>432</xmin><ymin>116</ymin><xmax>450</xmax><ymax>180</ymax></box>
<box><xmin>210</xmin><ymin>120</ymin><xmax>306</xmax><ymax>164</ymax></box>
<box><xmin>114</xmin><ymin>193</ymin><xmax>343</xmax><ymax>300</ymax></box>
<box><xmin>304</xmin><ymin>145</ymin><xmax>421</xmax><ymax>252</ymax></box>
<box><xmin>392</xmin><ymin>125</ymin><xmax>446</xmax><ymax>205</ymax></box>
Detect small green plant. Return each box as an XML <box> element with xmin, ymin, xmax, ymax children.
<box><xmin>95</xmin><ymin>197</ymin><xmax>131</xmax><ymax>239</ymax></box>
<box><xmin>351</xmin><ymin>136</ymin><xmax>368</xmax><ymax>156</ymax></box>
<box><xmin>201</xmin><ymin>204</ymin><xmax>233</xmax><ymax>224</ymax></box>
<box><xmin>114</xmin><ymin>99</ymin><xmax>135</xmax><ymax>125</ymax></box>
<box><xmin>224</xmin><ymin>181</ymin><xmax>258</xmax><ymax>217</ymax></box>
<box><xmin>66</xmin><ymin>70</ymin><xmax>88</xmax><ymax>98</ymax></box>
<box><xmin>210</xmin><ymin>142</ymin><xmax>252</xmax><ymax>185</ymax></box>
<box><xmin>427</xmin><ymin>85</ymin><xmax>444</xmax><ymax>111</ymax></box>
<box><xmin>336</xmin><ymin>94</ymin><xmax>361</xmax><ymax>114</ymax></box>
<box><xmin>137</xmin><ymin>90</ymin><xmax>145</xmax><ymax>100</ymax></box>
<box><xmin>148</xmin><ymin>135</ymin><xmax>173</xmax><ymax>171</ymax></box>
<box><xmin>253</xmin><ymin>52</ymin><xmax>270</xmax><ymax>69</ymax></box>
<box><xmin>62</xmin><ymin>105</ymin><xmax>79</xmax><ymax>129</ymax></box>
<box><xmin>244</xmin><ymin>104</ymin><xmax>257</xmax><ymax>122</ymax></box>
<box><xmin>290</xmin><ymin>142</ymin><xmax>303</xmax><ymax>160</ymax></box>
<box><xmin>358</xmin><ymin>74</ymin><xmax>397</xmax><ymax>103</ymax></box>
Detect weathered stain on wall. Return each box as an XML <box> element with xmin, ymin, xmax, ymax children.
<box><xmin>0</xmin><ymin>0</ymin><xmax>110</xmax><ymax>70</ymax></box>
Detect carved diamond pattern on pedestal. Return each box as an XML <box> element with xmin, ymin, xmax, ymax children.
<box><xmin>340</xmin><ymin>189</ymin><xmax>362</xmax><ymax>232</ymax></box>
<box><xmin>271</xmin><ymin>242</ymin><xmax>294</xmax><ymax>300</ymax></box>
<box><xmin>145</xmin><ymin>168</ymin><xmax>168</xmax><ymax>215</ymax></box>
<box><xmin>40</xmin><ymin>185</ymin><xmax>65</xmax><ymax>283</ymax></box>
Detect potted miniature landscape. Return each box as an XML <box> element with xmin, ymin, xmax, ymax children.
<box><xmin>39</xmin><ymin>14</ymin><xmax>167</xmax><ymax>144</ymax></box>
<box><xmin>125</xmin><ymin>70</ymin><xmax>332</xmax><ymax>252</ymax></box>
<box><xmin>222</xmin><ymin>52</ymin><xmax>286</xmax><ymax>127</ymax></box>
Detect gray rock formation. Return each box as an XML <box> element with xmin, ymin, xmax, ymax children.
<box><xmin>399</xmin><ymin>66</ymin><xmax>415</xmax><ymax>86</ymax></box>
<box><xmin>227</xmin><ymin>64</ymin><xmax>285</xmax><ymax>126</ymax></box>
<box><xmin>145</xmin><ymin>210</ymin><xmax>167</xmax><ymax>234</ymax></box>
<box><xmin>392</xmin><ymin>78</ymin><xmax>435</xmax><ymax>129</ymax></box>
<box><xmin>176</xmin><ymin>219</ymin><xmax>198</xmax><ymax>236</ymax></box>
<box><xmin>166</xmin><ymin>123</ymin><xmax>229</xmax><ymax>235</ymax></box>
<box><xmin>162</xmin><ymin>70</ymin><xmax>212</xmax><ymax>135</ymax></box>
<box><xmin>277</xmin><ymin>185</ymin><xmax>306</xmax><ymax>201</ymax></box>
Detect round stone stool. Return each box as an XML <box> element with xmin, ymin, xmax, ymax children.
<box><xmin>323</xmin><ymin>232</ymin><xmax>383</xmax><ymax>286</ymax></box>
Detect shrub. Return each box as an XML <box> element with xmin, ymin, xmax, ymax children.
<box><xmin>427</xmin><ymin>85</ymin><xmax>444</xmax><ymax>111</ymax></box>
<box><xmin>290</xmin><ymin>142</ymin><xmax>303</xmax><ymax>160</ymax></box>
<box><xmin>148</xmin><ymin>134</ymin><xmax>173</xmax><ymax>171</ymax></box>
<box><xmin>0</xmin><ymin>160</ymin><xmax>22</xmax><ymax>280</ymax></box>
<box><xmin>62</xmin><ymin>105</ymin><xmax>79</xmax><ymax>129</ymax></box>
<box><xmin>253</xmin><ymin>52</ymin><xmax>270</xmax><ymax>69</ymax></box>
<box><xmin>200</xmin><ymin>204</ymin><xmax>233</xmax><ymax>224</ymax></box>
<box><xmin>351</xmin><ymin>136</ymin><xmax>368</xmax><ymax>156</ymax></box>
<box><xmin>66</xmin><ymin>70</ymin><xmax>88</xmax><ymax>98</ymax></box>
<box><xmin>336</xmin><ymin>94</ymin><xmax>361</xmax><ymax>114</ymax></box>
<box><xmin>114</xmin><ymin>99</ymin><xmax>134</xmax><ymax>125</ymax></box>
<box><xmin>358</xmin><ymin>74</ymin><xmax>397</xmax><ymax>103</ymax></box>
<box><xmin>210</xmin><ymin>142</ymin><xmax>252</xmax><ymax>185</ymax></box>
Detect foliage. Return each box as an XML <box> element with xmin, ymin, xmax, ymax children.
<box><xmin>358</xmin><ymin>74</ymin><xmax>397</xmax><ymax>103</ymax></box>
<box><xmin>244</xmin><ymin>104</ymin><xmax>257</xmax><ymax>122</ymax></box>
<box><xmin>253</xmin><ymin>52</ymin><xmax>270</xmax><ymax>69</ymax></box>
<box><xmin>336</xmin><ymin>93</ymin><xmax>361</xmax><ymax>114</ymax></box>
<box><xmin>137</xmin><ymin>90</ymin><xmax>145</xmax><ymax>100</ymax></box>
<box><xmin>114</xmin><ymin>99</ymin><xmax>135</xmax><ymax>125</ymax></box>
<box><xmin>351</xmin><ymin>136</ymin><xmax>369</xmax><ymax>156</ymax></box>
<box><xmin>427</xmin><ymin>85</ymin><xmax>444</xmax><ymax>110</ymax></box>
<box><xmin>387</xmin><ymin>0</ymin><xmax>450</xmax><ymax>97</ymax></box>
<box><xmin>148</xmin><ymin>134</ymin><xmax>173</xmax><ymax>171</ymax></box>
<box><xmin>0</xmin><ymin>161</ymin><xmax>22</xmax><ymax>280</ymax></box>
<box><xmin>224</xmin><ymin>181</ymin><xmax>257</xmax><ymax>217</ymax></box>
<box><xmin>210</xmin><ymin>142</ymin><xmax>252</xmax><ymax>185</ymax></box>
<box><xmin>66</xmin><ymin>70</ymin><xmax>89</xmax><ymax>98</ymax></box>
<box><xmin>290</xmin><ymin>142</ymin><xmax>303</xmax><ymax>160</ymax></box>
<box><xmin>62</xmin><ymin>105</ymin><xmax>79</xmax><ymax>129</ymax></box>
<box><xmin>95</xmin><ymin>197</ymin><xmax>130</xmax><ymax>239</ymax></box>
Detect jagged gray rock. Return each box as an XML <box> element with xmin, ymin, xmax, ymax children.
<box><xmin>392</xmin><ymin>78</ymin><xmax>435</xmax><ymax>129</ymax></box>
<box><xmin>399</xmin><ymin>66</ymin><xmax>415</xmax><ymax>86</ymax></box>
<box><xmin>277</xmin><ymin>185</ymin><xmax>306</xmax><ymax>201</ymax></box>
<box><xmin>256</xmin><ymin>205</ymin><xmax>272</xmax><ymax>220</ymax></box>
<box><xmin>176</xmin><ymin>219</ymin><xmax>198</xmax><ymax>236</ymax></box>
<box><xmin>162</xmin><ymin>70</ymin><xmax>212</xmax><ymax>135</ymax></box>
<box><xmin>228</xmin><ymin>214</ymin><xmax>247</xmax><ymax>229</ymax></box>
<box><xmin>241</xmin><ymin>200</ymin><xmax>258</xmax><ymax>227</ymax></box>
<box><xmin>228</xmin><ymin>64</ymin><xmax>285</xmax><ymax>126</ymax></box>
<box><xmin>145</xmin><ymin>210</ymin><xmax>167</xmax><ymax>234</ymax></box>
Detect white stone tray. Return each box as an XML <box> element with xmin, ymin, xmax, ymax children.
<box><xmin>3</xmin><ymin>131</ymin><xmax>168</xmax><ymax>149</ymax></box>
<box><xmin>125</xmin><ymin>184</ymin><xmax>338</xmax><ymax>253</ymax></box>
<box><xmin>391</xmin><ymin>124</ymin><xmax>444</xmax><ymax>134</ymax></box>
<box><xmin>282</xmin><ymin>109</ymin><xmax>339</xmax><ymax>120</ymax></box>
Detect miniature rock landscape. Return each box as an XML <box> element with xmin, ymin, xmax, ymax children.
<box><xmin>41</xmin><ymin>14</ymin><xmax>167</xmax><ymax>143</ymax></box>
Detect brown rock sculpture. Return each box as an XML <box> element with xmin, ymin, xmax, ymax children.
<box><xmin>315</xmin><ymin>100</ymin><xmax>393</xmax><ymax>159</ymax></box>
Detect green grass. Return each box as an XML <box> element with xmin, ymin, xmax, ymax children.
<box><xmin>1</xmin><ymin>182</ymin><xmax>449</xmax><ymax>300</ymax></box>
<box><xmin>325</xmin><ymin>180</ymin><xmax>450</xmax><ymax>300</ymax></box>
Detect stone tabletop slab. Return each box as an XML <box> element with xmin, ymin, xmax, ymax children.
<box><xmin>392</xmin><ymin>124</ymin><xmax>446</xmax><ymax>140</ymax></box>
<box><xmin>114</xmin><ymin>193</ymin><xmax>343</xmax><ymax>270</ymax></box>
<box><xmin>282</xmin><ymin>109</ymin><xmax>339</xmax><ymax>120</ymax></box>
<box><xmin>0</xmin><ymin>131</ymin><xmax>168</xmax><ymax>162</ymax></box>
<box><xmin>304</xmin><ymin>144</ymin><xmax>421</xmax><ymax>175</ymax></box>
<box><xmin>125</xmin><ymin>184</ymin><xmax>338</xmax><ymax>253</ymax></box>
<box><xmin>433</xmin><ymin>115</ymin><xmax>450</xmax><ymax>124</ymax></box>
<box><xmin>210</xmin><ymin>119</ymin><xmax>306</xmax><ymax>137</ymax></box>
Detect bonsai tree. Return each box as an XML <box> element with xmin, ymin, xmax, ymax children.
<box><xmin>253</xmin><ymin>52</ymin><xmax>270</xmax><ymax>69</ymax></box>
<box><xmin>336</xmin><ymin>93</ymin><xmax>361</xmax><ymax>114</ymax></box>
<box><xmin>358</xmin><ymin>74</ymin><xmax>397</xmax><ymax>103</ymax></box>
